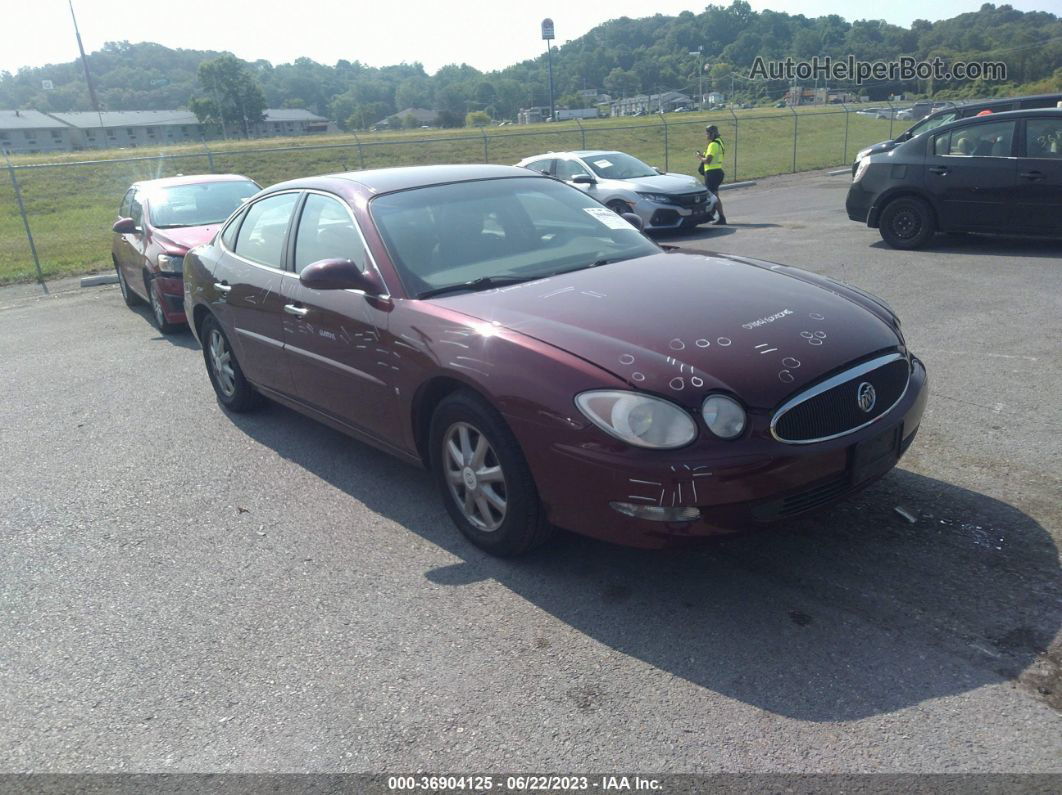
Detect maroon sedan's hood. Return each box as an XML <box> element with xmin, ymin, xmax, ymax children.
<box><xmin>151</xmin><ymin>224</ymin><xmax>220</xmax><ymax>253</ymax></box>
<box><xmin>436</xmin><ymin>252</ymin><xmax>903</xmax><ymax>409</ymax></box>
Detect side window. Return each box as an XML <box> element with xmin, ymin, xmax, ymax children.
<box><xmin>119</xmin><ymin>189</ymin><xmax>134</xmax><ymax>218</ymax></box>
<box><xmin>129</xmin><ymin>191</ymin><xmax>144</xmax><ymax>228</ymax></box>
<box><xmin>555</xmin><ymin>159</ymin><xmax>591</xmax><ymax>180</ymax></box>
<box><xmin>234</xmin><ymin>192</ymin><xmax>299</xmax><ymax>268</ymax></box>
<box><xmin>220</xmin><ymin>207</ymin><xmax>246</xmax><ymax>249</ymax></box>
<box><xmin>939</xmin><ymin>121</ymin><xmax>1015</xmax><ymax>157</ymax></box>
<box><xmin>523</xmin><ymin>159</ymin><xmax>554</xmax><ymax>175</ymax></box>
<box><xmin>293</xmin><ymin>194</ymin><xmax>368</xmax><ymax>274</ymax></box>
<box><xmin>1025</xmin><ymin>119</ymin><xmax>1062</xmax><ymax>159</ymax></box>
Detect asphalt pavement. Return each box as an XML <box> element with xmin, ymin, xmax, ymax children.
<box><xmin>0</xmin><ymin>168</ymin><xmax>1059</xmax><ymax>773</ymax></box>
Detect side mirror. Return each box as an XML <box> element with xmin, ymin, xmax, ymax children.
<box><xmin>299</xmin><ymin>258</ymin><xmax>384</xmax><ymax>294</ymax></box>
<box><xmin>112</xmin><ymin>217</ymin><xmax>138</xmax><ymax>234</ymax></box>
<box><xmin>620</xmin><ymin>212</ymin><xmax>644</xmax><ymax>231</ymax></box>
<box><xmin>571</xmin><ymin>174</ymin><xmax>595</xmax><ymax>185</ymax></box>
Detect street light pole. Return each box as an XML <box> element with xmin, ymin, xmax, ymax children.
<box><xmin>542</xmin><ymin>19</ymin><xmax>556</xmax><ymax>122</ymax></box>
<box><xmin>688</xmin><ymin>47</ymin><xmax>704</xmax><ymax>106</ymax></box>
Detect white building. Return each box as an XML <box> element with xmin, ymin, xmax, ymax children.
<box><xmin>0</xmin><ymin>110</ymin><xmax>77</xmax><ymax>154</ymax></box>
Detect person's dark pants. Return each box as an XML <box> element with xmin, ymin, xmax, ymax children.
<box><xmin>705</xmin><ymin>169</ymin><xmax>726</xmax><ymax>222</ymax></box>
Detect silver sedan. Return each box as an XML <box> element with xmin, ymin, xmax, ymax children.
<box><xmin>516</xmin><ymin>150</ymin><xmax>717</xmax><ymax>232</ymax></box>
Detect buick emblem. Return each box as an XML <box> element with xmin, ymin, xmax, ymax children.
<box><xmin>857</xmin><ymin>382</ymin><xmax>876</xmax><ymax>413</ymax></box>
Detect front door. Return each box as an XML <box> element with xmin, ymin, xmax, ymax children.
<box><xmin>282</xmin><ymin>192</ymin><xmax>400</xmax><ymax>442</ymax></box>
<box><xmin>924</xmin><ymin>119</ymin><xmax>1019</xmax><ymax>232</ymax></box>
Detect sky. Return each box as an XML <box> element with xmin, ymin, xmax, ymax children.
<box><xmin>0</xmin><ymin>0</ymin><xmax>1057</xmax><ymax>77</ymax></box>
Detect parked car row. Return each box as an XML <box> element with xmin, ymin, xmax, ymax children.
<box><xmin>111</xmin><ymin>155</ymin><xmax>927</xmax><ymax>557</ymax></box>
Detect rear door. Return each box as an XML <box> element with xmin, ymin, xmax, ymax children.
<box><xmin>282</xmin><ymin>192</ymin><xmax>400</xmax><ymax>440</ymax></box>
<box><xmin>924</xmin><ymin>119</ymin><xmax>1019</xmax><ymax>232</ymax></box>
<box><xmin>1011</xmin><ymin>116</ymin><xmax>1062</xmax><ymax>235</ymax></box>
<box><xmin>214</xmin><ymin>191</ymin><xmax>301</xmax><ymax>394</ymax></box>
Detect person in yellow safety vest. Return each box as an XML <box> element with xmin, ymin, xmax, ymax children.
<box><xmin>696</xmin><ymin>124</ymin><xmax>728</xmax><ymax>225</ymax></box>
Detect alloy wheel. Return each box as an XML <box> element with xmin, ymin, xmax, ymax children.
<box><xmin>150</xmin><ymin>284</ymin><xmax>167</xmax><ymax>328</ymax></box>
<box><xmin>442</xmin><ymin>421</ymin><xmax>508</xmax><ymax>532</ymax></box>
<box><xmin>207</xmin><ymin>328</ymin><xmax>237</xmax><ymax>397</ymax></box>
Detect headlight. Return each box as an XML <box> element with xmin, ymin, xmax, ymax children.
<box><xmin>701</xmin><ymin>395</ymin><xmax>746</xmax><ymax>439</ymax></box>
<box><xmin>853</xmin><ymin>157</ymin><xmax>870</xmax><ymax>183</ymax></box>
<box><xmin>636</xmin><ymin>192</ymin><xmax>673</xmax><ymax>204</ymax></box>
<box><xmin>575</xmin><ymin>390</ymin><xmax>697</xmax><ymax>449</ymax></box>
<box><xmin>855</xmin><ymin>147</ymin><xmax>872</xmax><ymax>161</ymax></box>
<box><xmin>157</xmin><ymin>254</ymin><xmax>184</xmax><ymax>275</ymax></box>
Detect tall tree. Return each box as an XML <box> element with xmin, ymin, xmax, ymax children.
<box><xmin>191</xmin><ymin>54</ymin><xmax>266</xmax><ymax>137</ymax></box>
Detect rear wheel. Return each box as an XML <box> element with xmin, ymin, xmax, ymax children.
<box><xmin>879</xmin><ymin>197</ymin><xmax>935</xmax><ymax>250</ymax></box>
<box><xmin>200</xmin><ymin>314</ymin><xmax>264</xmax><ymax>412</ymax></box>
<box><xmin>429</xmin><ymin>390</ymin><xmax>553</xmax><ymax>556</ymax></box>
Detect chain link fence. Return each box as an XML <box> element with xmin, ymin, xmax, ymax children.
<box><xmin>2</xmin><ymin>103</ymin><xmax>912</xmax><ymax>290</ymax></box>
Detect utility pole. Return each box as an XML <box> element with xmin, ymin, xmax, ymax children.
<box><xmin>68</xmin><ymin>0</ymin><xmax>104</xmax><ymax>130</ymax></box>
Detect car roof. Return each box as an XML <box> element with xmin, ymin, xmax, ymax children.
<box><xmin>131</xmin><ymin>174</ymin><xmax>256</xmax><ymax>190</ymax></box>
<box><xmin>519</xmin><ymin>150</ymin><xmax>620</xmax><ymax>162</ymax></box>
<box><xmin>931</xmin><ymin>107</ymin><xmax>1062</xmax><ymax>134</ymax></box>
<box><xmin>264</xmin><ymin>164</ymin><xmax>543</xmax><ymax>197</ymax></box>
<box><xmin>923</xmin><ymin>93</ymin><xmax>1062</xmax><ymax>120</ymax></box>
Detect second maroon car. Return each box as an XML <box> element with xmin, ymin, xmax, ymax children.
<box><xmin>112</xmin><ymin>174</ymin><xmax>260</xmax><ymax>332</ymax></box>
<box><xmin>183</xmin><ymin>165</ymin><xmax>927</xmax><ymax>555</ymax></box>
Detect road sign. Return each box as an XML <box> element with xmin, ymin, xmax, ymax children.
<box><xmin>541</xmin><ymin>18</ymin><xmax>555</xmax><ymax>40</ymax></box>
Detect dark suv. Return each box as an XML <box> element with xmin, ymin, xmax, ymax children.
<box><xmin>851</xmin><ymin>93</ymin><xmax>1062</xmax><ymax>175</ymax></box>
<box><xmin>846</xmin><ymin>109</ymin><xmax>1062</xmax><ymax>249</ymax></box>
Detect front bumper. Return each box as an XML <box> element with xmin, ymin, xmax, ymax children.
<box><xmin>525</xmin><ymin>356</ymin><xmax>927</xmax><ymax>548</ymax></box>
<box><xmin>633</xmin><ymin>196</ymin><xmax>718</xmax><ymax>231</ymax></box>
<box><xmin>155</xmin><ymin>274</ymin><xmax>187</xmax><ymax>323</ymax></box>
<box><xmin>845</xmin><ymin>183</ymin><xmax>875</xmax><ymax>225</ymax></box>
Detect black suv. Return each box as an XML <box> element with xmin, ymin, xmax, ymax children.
<box><xmin>846</xmin><ymin>109</ymin><xmax>1062</xmax><ymax>249</ymax></box>
<box><xmin>851</xmin><ymin>93</ymin><xmax>1062</xmax><ymax>175</ymax></box>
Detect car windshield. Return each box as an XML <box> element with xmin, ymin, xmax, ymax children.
<box><xmin>147</xmin><ymin>180</ymin><xmax>259</xmax><ymax>228</ymax></box>
<box><xmin>369</xmin><ymin>176</ymin><xmax>660</xmax><ymax>298</ymax></box>
<box><xmin>583</xmin><ymin>152</ymin><xmax>657</xmax><ymax>179</ymax></box>
<box><xmin>904</xmin><ymin>110</ymin><xmax>961</xmax><ymax>139</ymax></box>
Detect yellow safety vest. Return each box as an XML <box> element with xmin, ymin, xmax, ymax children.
<box><xmin>704</xmin><ymin>139</ymin><xmax>725</xmax><ymax>170</ymax></box>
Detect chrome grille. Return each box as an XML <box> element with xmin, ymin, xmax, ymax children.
<box><xmin>771</xmin><ymin>352</ymin><xmax>910</xmax><ymax>444</ymax></box>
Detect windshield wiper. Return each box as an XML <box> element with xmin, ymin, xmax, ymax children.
<box><xmin>417</xmin><ymin>275</ymin><xmax>536</xmax><ymax>299</ymax></box>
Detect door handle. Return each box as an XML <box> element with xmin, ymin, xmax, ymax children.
<box><xmin>928</xmin><ymin>166</ymin><xmax>949</xmax><ymax>175</ymax></box>
<box><xmin>284</xmin><ymin>303</ymin><xmax>309</xmax><ymax>317</ymax></box>
<box><xmin>1018</xmin><ymin>170</ymin><xmax>1045</xmax><ymax>181</ymax></box>
<box><xmin>214</xmin><ymin>282</ymin><xmax>231</xmax><ymax>293</ymax></box>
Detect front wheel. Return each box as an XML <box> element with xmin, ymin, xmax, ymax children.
<box><xmin>148</xmin><ymin>278</ymin><xmax>182</xmax><ymax>335</ymax></box>
<box><xmin>429</xmin><ymin>391</ymin><xmax>553</xmax><ymax>556</ymax></box>
<box><xmin>115</xmin><ymin>261</ymin><xmax>142</xmax><ymax>307</ymax></box>
<box><xmin>606</xmin><ymin>200</ymin><xmax>630</xmax><ymax>215</ymax></box>
<box><xmin>879</xmin><ymin>197</ymin><xmax>935</xmax><ymax>250</ymax></box>
<box><xmin>200</xmin><ymin>314</ymin><xmax>264</xmax><ymax>412</ymax></box>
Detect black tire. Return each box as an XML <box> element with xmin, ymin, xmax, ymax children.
<box><xmin>114</xmin><ymin>260</ymin><xmax>142</xmax><ymax>307</ymax></box>
<box><xmin>199</xmin><ymin>314</ymin><xmax>264</xmax><ymax>412</ymax></box>
<box><xmin>879</xmin><ymin>196</ymin><xmax>935</xmax><ymax>250</ymax></box>
<box><xmin>606</xmin><ymin>200</ymin><xmax>630</xmax><ymax>215</ymax></box>
<box><xmin>146</xmin><ymin>275</ymin><xmax>182</xmax><ymax>335</ymax></box>
<box><xmin>429</xmin><ymin>390</ymin><xmax>553</xmax><ymax>556</ymax></box>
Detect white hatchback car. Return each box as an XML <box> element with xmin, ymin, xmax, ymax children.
<box><xmin>516</xmin><ymin>150</ymin><xmax>717</xmax><ymax>232</ymax></box>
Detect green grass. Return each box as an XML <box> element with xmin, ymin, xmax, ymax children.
<box><xmin>0</xmin><ymin>105</ymin><xmax>900</xmax><ymax>285</ymax></box>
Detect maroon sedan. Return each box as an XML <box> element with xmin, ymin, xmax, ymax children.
<box><xmin>111</xmin><ymin>174</ymin><xmax>259</xmax><ymax>333</ymax></box>
<box><xmin>183</xmin><ymin>165</ymin><xmax>927</xmax><ymax>555</ymax></box>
